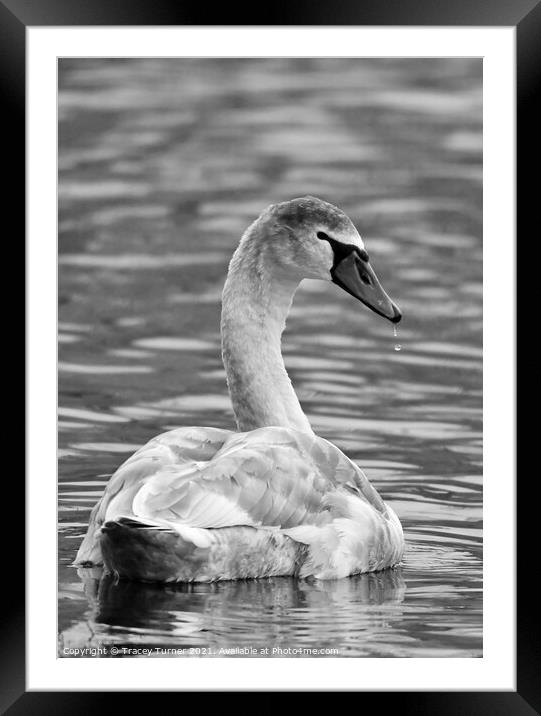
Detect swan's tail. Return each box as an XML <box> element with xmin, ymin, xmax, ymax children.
<box><xmin>99</xmin><ymin>517</ymin><xmax>208</xmax><ymax>583</ymax></box>
<box><xmin>98</xmin><ymin>517</ymin><xmax>307</xmax><ymax>583</ymax></box>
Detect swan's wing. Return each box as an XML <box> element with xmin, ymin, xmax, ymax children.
<box><xmin>316</xmin><ymin>435</ymin><xmax>388</xmax><ymax>516</ymax></box>
<box><xmin>75</xmin><ymin>426</ymin><xmax>233</xmax><ymax>563</ymax></box>
<box><xmin>100</xmin><ymin>426</ymin><xmax>233</xmax><ymax>516</ymax></box>
<box><xmin>127</xmin><ymin>426</ymin><xmax>233</xmax><ymax>464</ymax></box>
<box><xmin>126</xmin><ymin>427</ymin><xmax>387</xmax><ymax>533</ymax></box>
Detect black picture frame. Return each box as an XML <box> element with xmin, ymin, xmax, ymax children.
<box><xmin>9</xmin><ymin>0</ymin><xmax>534</xmax><ymax>711</ymax></box>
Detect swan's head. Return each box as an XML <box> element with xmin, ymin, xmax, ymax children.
<box><xmin>259</xmin><ymin>196</ymin><xmax>401</xmax><ymax>323</ymax></box>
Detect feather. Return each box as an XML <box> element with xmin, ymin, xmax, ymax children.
<box><xmin>76</xmin><ymin>419</ymin><xmax>404</xmax><ymax>579</ymax></box>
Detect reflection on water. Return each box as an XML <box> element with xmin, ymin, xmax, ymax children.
<box><xmin>58</xmin><ymin>58</ymin><xmax>482</xmax><ymax>657</ymax></box>
<box><xmin>60</xmin><ymin>567</ymin><xmax>407</xmax><ymax>658</ymax></box>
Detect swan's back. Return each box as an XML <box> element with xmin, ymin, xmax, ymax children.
<box><xmin>76</xmin><ymin>426</ymin><xmax>404</xmax><ymax>582</ymax></box>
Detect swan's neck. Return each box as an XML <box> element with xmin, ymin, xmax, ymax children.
<box><xmin>221</xmin><ymin>236</ymin><xmax>312</xmax><ymax>434</ymax></box>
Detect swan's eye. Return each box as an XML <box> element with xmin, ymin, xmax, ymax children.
<box><xmin>317</xmin><ymin>231</ymin><xmax>330</xmax><ymax>241</ymax></box>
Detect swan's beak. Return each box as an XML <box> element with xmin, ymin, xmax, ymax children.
<box><xmin>331</xmin><ymin>251</ymin><xmax>402</xmax><ymax>323</ymax></box>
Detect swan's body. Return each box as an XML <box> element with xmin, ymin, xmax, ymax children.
<box><xmin>76</xmin><ymin>196</ymin><xmax>405</xmax><ymax>582</ymax></box>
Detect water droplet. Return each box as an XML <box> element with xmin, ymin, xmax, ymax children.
<box><xmin>392</xmin><ymin>324</ymin><xmax>401</xmax><ymax>351</ymax></box>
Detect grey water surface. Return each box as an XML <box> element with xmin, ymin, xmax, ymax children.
<box><xmin>58</xmin><ymin>58</ymin><xmax>482</xmax><ymax>658</ymax></box>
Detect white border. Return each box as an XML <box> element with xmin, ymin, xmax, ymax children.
<box><xmin>28</xmin><ymin>27</ymin><xmax>515</xmax><ymax>691</ymax></box>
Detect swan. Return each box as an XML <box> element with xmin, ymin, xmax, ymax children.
<box><xmin>75</xmin><ymin>195</ymin><xmax>404</xmax><ymax>582</ymax></box>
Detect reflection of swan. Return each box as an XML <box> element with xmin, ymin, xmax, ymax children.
<box><xmin>75</xmin><ymin>196</ymin><xmax>404</xmax><ymax>582</ymax></box>
<box><xmin>77</xmin><ymin>565</ymin><xmax>406</xmax><ymax>643</ymax></box>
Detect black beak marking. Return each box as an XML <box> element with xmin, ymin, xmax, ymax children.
<box><xmin>317</xmin><ymin>231</ymin><xmax>401</xmax><ymax>323</ymax></box>
<box><xmin>317</xmin><ymin>232</ymin><xmax>369</xmax><ymax>271</ymax></box>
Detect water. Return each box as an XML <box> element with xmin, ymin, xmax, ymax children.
<box><xmin>58</xmin><ymin>58</ymin><xmax>482</xmax><ymax>658</ymax></box>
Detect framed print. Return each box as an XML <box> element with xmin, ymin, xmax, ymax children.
<box><xmin>9</xmin><ymin>0</ymin><xmax>535</xmax><ymax>709</ymax></box>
